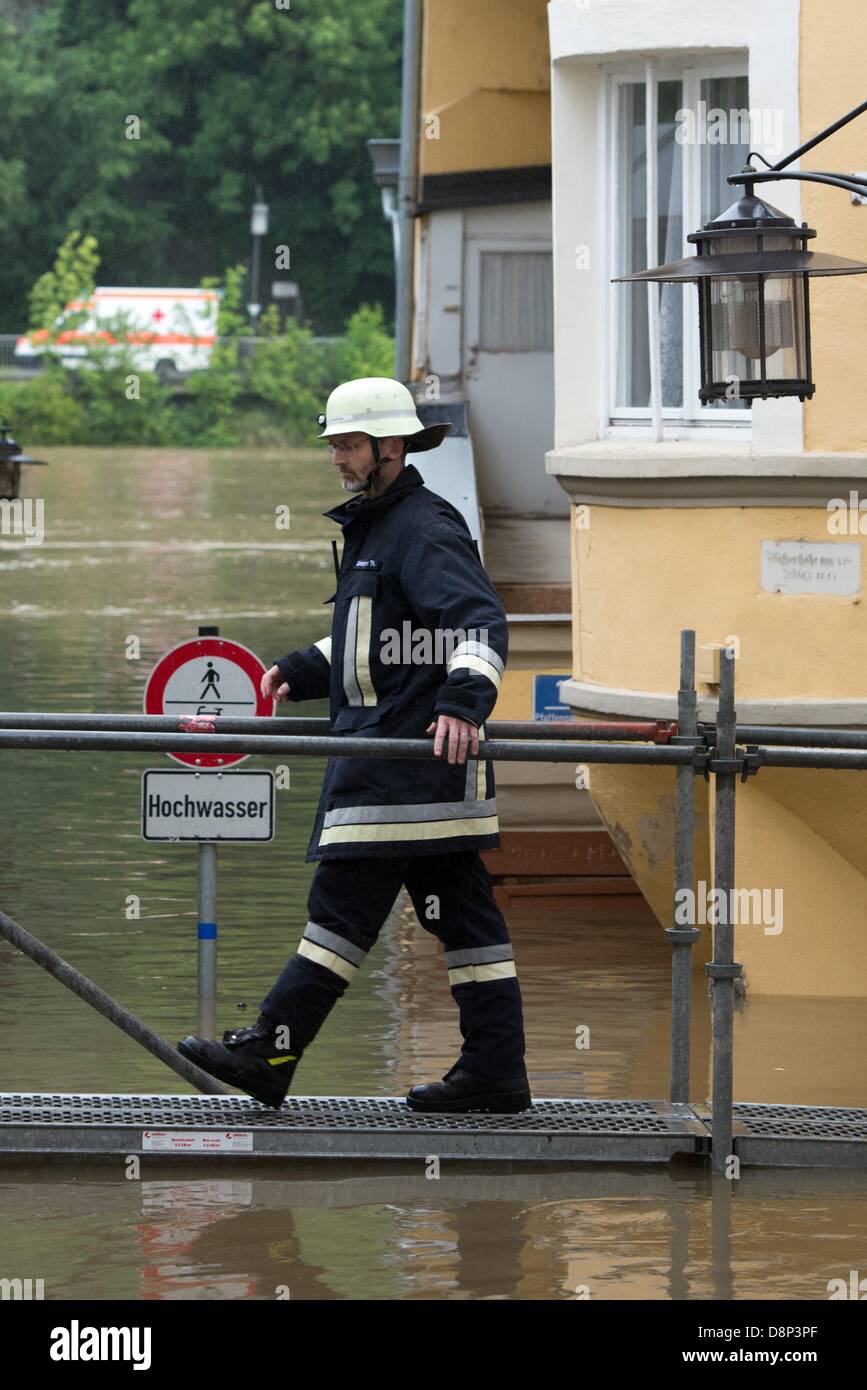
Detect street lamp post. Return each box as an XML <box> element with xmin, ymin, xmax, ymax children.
<box><xmin>0</xmin><ymin>424</ymin><xmax>48</xmax><ymax>501</ymax></box>
<box><xmin>366</xmin><ymin>138</ymin><xmax>401</xmax><ymax>272</ymax></box>
<box><xmin>615</xmin><ymin>98</ymin><xmax>867</xmax><ymax>403</ymax></box>
<box><xmin>248</xmin><ymin>186</ymin><xmax>270</xmax><ymax>333</ymax></box>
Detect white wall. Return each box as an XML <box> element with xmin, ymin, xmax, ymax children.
<box><xmin>420</xmin><ymin>209</ymin><xmax>463</xmax><ymax>386</ymax></box>
<box><xmin>421</xmin><ymin>200</ymin><xmax>567</xmax><ymax>518</ymax></box>
<box><xmin>547</xmin><ymin>0</ymin><xmax>802</xmax><ymax>451</ymax></box>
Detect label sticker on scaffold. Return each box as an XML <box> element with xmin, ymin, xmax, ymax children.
<box><xmin>141</xmin><ymin>1130</ymin><xmax>254</xmax><ymax>1153</ymax></box>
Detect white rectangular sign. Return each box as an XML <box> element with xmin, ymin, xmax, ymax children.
<box><xmin>761</xmin><ymin>541</ymin><xmax>861</xmax><ymax>596</ymax></box>
<box><xmin>142</xmin><ymin>770</ymin><xmax>274</xmax><ymax>842</ymax></box>
<box><xmin>142</xmin><ymin>1130</ymin><xmax>254</xmax><ymax>1153</ymax></box>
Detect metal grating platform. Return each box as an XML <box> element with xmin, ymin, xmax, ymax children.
<box><xmin>727</xmin><ymin>1102</ymin><xmax>867</xmax><ymax>1170</ymax></box>
<box><xmin>0</xmin><ymin>1093</ymin><xmax>706</xmax><ymax>1164</ymax></box>
<box><xmin>2</xmin><ymin>1094</ymin><xmax>865</xmax><ymax>1167</ymax></box>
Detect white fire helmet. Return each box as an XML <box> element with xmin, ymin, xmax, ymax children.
<box><xmin>317</xmin><ymin>377</ymin><xmax>451</xmax><ymax>453</ymax></box>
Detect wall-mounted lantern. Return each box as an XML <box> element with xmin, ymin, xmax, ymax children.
<box><xmin>615</xmin><ymin>97</ymin><xmax>867</xmax><ymax>404</ymax></box>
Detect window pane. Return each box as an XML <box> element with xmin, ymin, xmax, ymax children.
<box><xmin>615</xmin><ymin>79</ymin><xmax>683</xmax><ymax>410</ymax></box>
<box><xmin>701</xmin><ymin>75</ymin><xmax>751</xmax><ymax>410</ymax></box>
<box><xmin>658</xmin><ymin>81</ymin><xmax>684</xmax><ymax>408</ymax></box>
<box><xmin>700</xmin><ymin>75</ymin><xmax>751</xmax><ymax>225</ymax></box>
<box><xmin>479</xmin><ymin>251</ymin><xmax>553</xmax><ymax>351</ymax></box>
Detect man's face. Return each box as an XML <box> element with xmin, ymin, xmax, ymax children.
<box><xmin>325</xmin><ymin>433</ymin><xmax>405</xmax><ymax>492</ymax></box>
<box><xmin>326</xmin><ymin>432</ymin><xmax>377</xmax><ymax>492</ymax></box>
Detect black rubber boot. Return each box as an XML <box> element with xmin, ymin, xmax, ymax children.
<box><xmin>178</xmin><ymin>1014</ymin><xmax>300</xmax><ymax>1110</ymax></box>
<box><xmin>406</xmin><ymin>1061</ymin><xmax>532</xmax><ymax>1114</ymax></box>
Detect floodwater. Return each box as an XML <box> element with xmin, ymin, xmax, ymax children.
<box><xmin>1</xmin><ymin>446</ymin><xmax>865</xmax><ymax>1302</ymax></box>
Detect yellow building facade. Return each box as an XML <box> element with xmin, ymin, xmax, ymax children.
<box><xmin>412</xmin><ymin>2</ymin><xmax>599</xmax><ymax>865</ymax></box>
<box><xmin>547</xmin><ymin>0</ymin><xmax>867</xmax><ymax>997</ymax></box>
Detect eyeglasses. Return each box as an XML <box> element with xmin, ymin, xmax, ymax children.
<box><xmin>324</xmin><ymin>438</ymin><xmax>368</xmax><ymax>455</ymax></box>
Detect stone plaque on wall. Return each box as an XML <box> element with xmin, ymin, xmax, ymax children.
<box><xmin>760</xmin><ymin>541</ymin><xmax>861</xmax><ymax>596</ymax></box>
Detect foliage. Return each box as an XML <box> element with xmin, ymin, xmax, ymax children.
<box><xmin>2</xmin><ymin>258</ymin><xmax>397</xmax><ymax>447</ymax></box>
<box><xmin>331</xmin><ymin>304</ymin><xmax>395</xmax><ymax>382</ymax></box>
<box><xmin>27</xmin><ymin>231</ymin><xmax>101</xmax><ymax>345</ymax></box>
<box><xmin>0</xmin><ymin>0</ymin><xmax>401</xmax><ymax>336</ymax></box>
<box><xmin>0</xmin><ymin>366</ymin><xmax>85</xmax><ymax>444</ymax></box>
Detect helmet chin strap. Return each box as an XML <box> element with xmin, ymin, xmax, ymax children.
<box><xmin>359</xmin><ymin>434</ymin><xmax>385</xmax><ymax>495</ymax></box>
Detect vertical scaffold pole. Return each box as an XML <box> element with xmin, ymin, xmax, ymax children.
<box><xmin>197</xmin><ymin>841</ymin><xmax>218</xmax><ymax>1039</ymax></box>
<box><xmin>668</xmin><ymin>629</ymin><xmax>700</xmax><ymax>1102</ymax></box>
<box><xmin>708</xmin><ymin>646</ymin><xmax>741</xmax><ymax>1174</ymax></box>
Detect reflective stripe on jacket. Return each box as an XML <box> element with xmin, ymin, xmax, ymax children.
<box><xmin>272</xmin><ymin>464</ymin><xmax>508</xmax><ymax>860</ymax></box>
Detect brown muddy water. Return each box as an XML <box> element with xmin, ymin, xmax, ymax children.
<box><xmin>0</xmin><ymin>447</ymin><xmax>865</xmax><ymax>1301</ymax></box>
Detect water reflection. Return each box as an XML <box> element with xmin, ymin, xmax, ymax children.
<box><xmin>1</xmin><ymin>447</ymin><xmax>866</xmax><ymax>1301</ymax></box>
<box><xmin>1</xmin><ymin>1161</ymin><xmax>866</xmax><ymax>1300</ymax></box>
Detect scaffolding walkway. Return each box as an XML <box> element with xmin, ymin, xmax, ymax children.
<box><xmin>1</xmin><ymin>1093</ymin><xmax>866</xmax><ymax>1169</ymax></box>
<box><xmin>3</xmin><ymin>630</ymin><xmax>867</xmax><ymax>1173</ymax></box>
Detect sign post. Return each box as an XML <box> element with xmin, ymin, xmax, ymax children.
<box><xmin>196</xmin><ymin>622</ymin><xmax>221</xmax><ymax>1043</ymax></box>
<box><xmin>142</xmin><ymin>626</ymin><xmax>275</xmax><ymax>1039</ymax></box>
<box><xmin>197</xmin><ymin>842</ymin><xmax>218</xmax><ymax>1041</ymax></box>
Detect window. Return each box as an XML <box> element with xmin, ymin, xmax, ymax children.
<box><xmin>609</xmin><ymin>63</ymin><xmax>751</xmax><ymax>427</ymax></box>
<box><xmin>479</xmin><ymin>250</ymin><xmax>553</xmax><ymax>351</ymax></box>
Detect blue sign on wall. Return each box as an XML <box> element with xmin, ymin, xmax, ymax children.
<box><xmin>532</xmin><ymin>674</ymin><xmax>572</xmax><ymax>722</ymax></box>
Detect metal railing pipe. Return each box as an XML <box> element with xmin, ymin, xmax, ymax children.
<box><xmin>711</xmin><ymin>725</ymin><xmax>867</xmax><ymax>749</ymax></box>
<box><xmin>749</xmin><ymin>745</ymin><xmax>867</xmax><ymax>770</ymax></box>
<box><xmin>12</xmin><ymin>712</ymin><xmax>867</xmax><ymax>750</ymax></box>
<box><xmin>0</xmin><ymin>729</ymin><xmax>697</xmax><ymax>764</ymax></box>
<box><xmin>0</xmin><ymin>712</ymin><xmax>676</xmax><ymax>742</ymax></box>
<box><xmin>0</xmin><ymin>906</ymin><xmax>230</xmax><ymax>1096</ymax></box>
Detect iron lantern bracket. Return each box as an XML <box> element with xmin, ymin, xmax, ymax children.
<box><xmin>729</xmin><ymin>168</ymin><xmax>867</xmax><ymax>200</ymax></box>
<box><xmin>729</xmin><ymin>96</ymin><xmax>867</xmax><ymax>202</ymax></box>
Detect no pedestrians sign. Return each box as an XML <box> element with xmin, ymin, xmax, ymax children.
<box><xmin>143</xmin><ymin>636</ymin><xmax>273</xmax><ymax>766</ymax></box>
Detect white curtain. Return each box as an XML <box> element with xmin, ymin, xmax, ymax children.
<box><xmin>479</xmin><ymin>251</ymin><xmax>554</xmax><ymax>351</ymax></box>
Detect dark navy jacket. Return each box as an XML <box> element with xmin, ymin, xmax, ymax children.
<box><xmin>273</xmin><ymin>463</ymin><xmax>508</xmax><ymax>860</ymax></box>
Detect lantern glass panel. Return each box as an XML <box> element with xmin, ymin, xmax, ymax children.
<box><xmin>704</xmin><ymin>234</ymin><xmax>808</xmax><ymax>394</ymax></box>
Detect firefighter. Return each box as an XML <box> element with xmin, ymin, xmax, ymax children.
<box><xmin>179</xmin><ymin>378</ymin><xmax>530</xmax><ymax>1113</ymax></box>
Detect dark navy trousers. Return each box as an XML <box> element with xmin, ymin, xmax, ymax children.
<box><xmin>261</xmin><ymin>850</ymin><xmax>526</xmax><ymax>1079</ymax></box>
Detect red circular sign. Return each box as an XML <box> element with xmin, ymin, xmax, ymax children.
<box><xmin>144</xmin><ymin>637</ymin><xmax>274</xmax><ymax>767</ymax></box>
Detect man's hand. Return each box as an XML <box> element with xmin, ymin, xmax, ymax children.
<box><xmin>426</xmin><ymin>714</ymin><xmax>479</xmax><ymax>765</ymax></box>
<box><xmin>261</xmin><ymin>664</ymin><xmax>290</xmax><ymax>702</ymax></box>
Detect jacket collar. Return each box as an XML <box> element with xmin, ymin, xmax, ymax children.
<box><xmin>323</xmin><ymin>462</ymin><xmax>425</xmax><ymax>530</ymax></box>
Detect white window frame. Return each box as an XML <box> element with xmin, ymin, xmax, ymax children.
<box><xmin>601</xmin><ymin>55</ymin><xmax>752</xmax><ymax>439</ymax></box>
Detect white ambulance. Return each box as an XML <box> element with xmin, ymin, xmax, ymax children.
<box><xmin>15</xmin><ymin>287</ymin><xmax>220</xmax><ymax>379</ymax></box>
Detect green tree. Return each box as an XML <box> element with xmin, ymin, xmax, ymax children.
<box><xmin>0</xmin><ymin>1</ymin><xmax>400</xmax><ymax>334</ymax></box>
<box><xmin>332</xmin><ymin>304</ymin><xmax>395</xmax><ymax>382</ymax></box>
<box><xmin>27</xmin><ymin>230</ymin><xmax>100</xmax><ymax>344</ymax></box>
